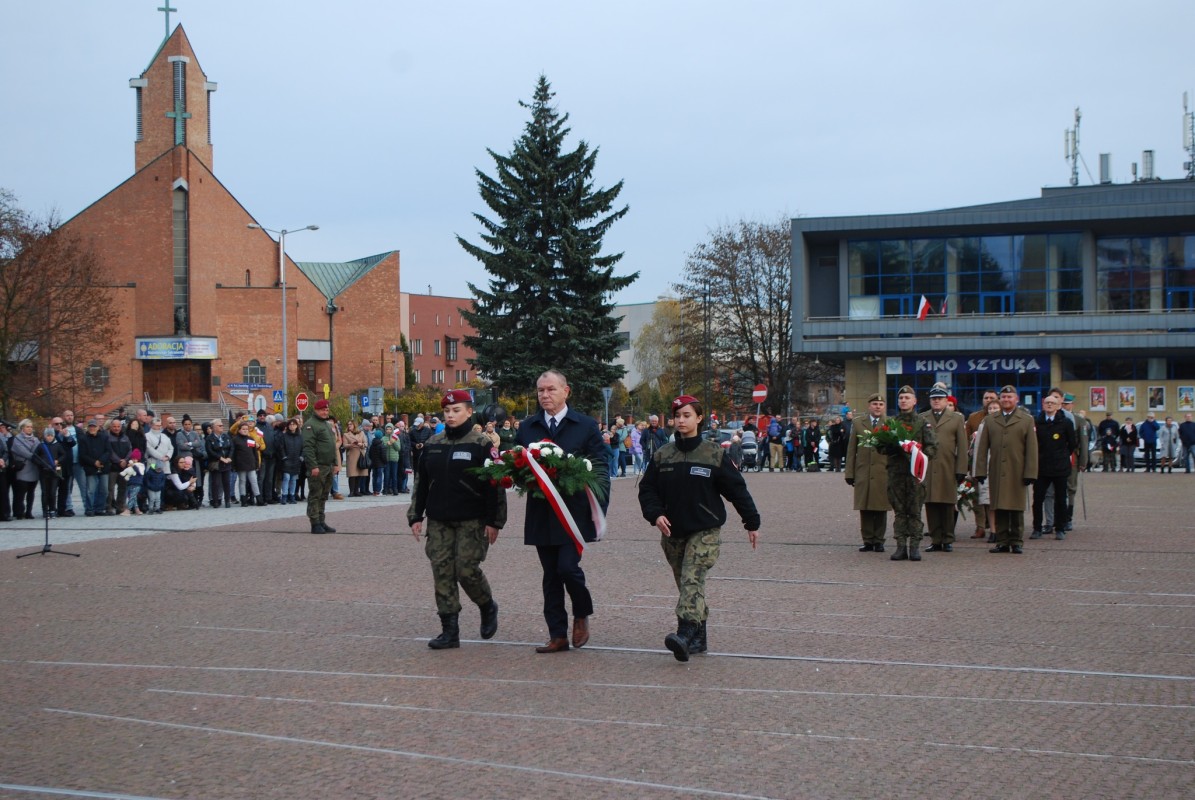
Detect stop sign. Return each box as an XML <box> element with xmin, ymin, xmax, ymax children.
<box><xmin>752</xmin><ymin>384</ymin><xmax>768</xmax><ymax>403</ymax></box>
<box><xmin>295</xmin><ymin>392</ymin><xmax>310</xmax><ymax>412</ymax></box>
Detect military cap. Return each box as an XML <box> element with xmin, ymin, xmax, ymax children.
<box><xmin>866</xmin><ymin>393</ymin><xmax>884</xmax><ymax>403</ymax></box>
<box><xmin>441</xmin><ymin>389</ymin><xmax>473</xmax><ymax>407</ymax></box>
<box><xmin>897</xmin><ymin>385</ymin><xmax>916</xmax><ymax>396</ymax></box>
<box><xmin>999</xmin><ymin>385</ymin><xmax>1017</xmax><ymax>394</ymax></box>
<box><xmin>671</xmin><ymin>394</ymin><xmax>700</xmax><ymax>412</ymax></box>
<box><xmin>928</xmin><ymin>386</ymin><xmax>949</xmax><ymax>399</ymax></box>
<box><xmin>1062</xmin><ymin>393</ymin><xmax>1076</xmax><ymax>403</ymax></box>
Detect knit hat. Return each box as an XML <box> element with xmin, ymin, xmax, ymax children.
<box><xmin>130</xmin><ymin>448</ymin><xmax>142</xmax><ymax>461</ymax></box>
<box><xmin>43</xmin><ymin>427</ymin><xmax>56</xmax><ymax>438</ymax></box>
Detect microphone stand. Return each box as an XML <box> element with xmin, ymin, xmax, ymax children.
<box><xmin>16</xmin><ymin>472</ymin><xmax>80</xmax><ymax>559</ymax></box>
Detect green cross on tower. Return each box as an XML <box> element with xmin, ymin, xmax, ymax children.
<box><xmin>158</xmin><ymin>2</ymin><xmax>177</xmax><ymax>41</ymax></box>
<box><xmin>166</xmin><ymin>96</ymin><xmax>191</xmax><ymax>146</ymax></box>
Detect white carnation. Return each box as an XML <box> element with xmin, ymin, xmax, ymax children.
<box><xmin>583</xmin><ymin>459</ymin><xmax>593</xmax><ymax>471</ymax></box>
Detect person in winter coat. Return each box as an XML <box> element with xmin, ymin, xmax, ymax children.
<box><xmin>383</xmin><ymin>423</ymin><xmax>403</xmax><ymax>495</ymax></box>
<box><xmin>144</xmin><ymin>417</ymin><xmax>174</xmax><ymax>475</ymax></box>
<box><xmin>1138</xmin><ymin>413</ymin><xmax>1161</xmax><ymax>473</ymax></box>
<box><xmin>105</xmin><ymin>419</ymin><xmax>133</xmax><ymax>515</ymax></box>
<box><xmin>845</xmin><ymin>394</ymin><xmax>892</xmax><ymax>553</ymax></box>
<box><xmin>9</xmin><ymin>420</ymin><xmax>42</xmax><ymax>519</ymax></box>
<box><xmin>119</xmin><ymin>450</ymin><xmax>146</xmax><ymax>516</ymax></box>
<box><xmin>974</xmin><ymin>386</ymin><xmax>1039</xmax><ymax>554</ymax></box>
<box><xmin>204</xmin><ymin>418</ymin><xmax>235</xmax><ymax>508</ymax></box>
<box><xmin>277</xmin><ymin>418</ymin><xmax>304</xmax><ymax>504</ymax></box>
<box><xmin>638</xmin><ymin>395</ymin><xmax>760</xmax><ymax>662</ymax></box>
<box><xmin>230</xmin><ymin>418</ymin><xmax>263</xmax><ymax>505</ymax></box>
<box><xmin>368</xmin><ymin>428</ymin><xmax>387</xmax><ymax>495</ymax></box>
<box><xmin>1031</xmin><ymin>395</ymin><xmax>1077</xmax><ymax>540</ymax></box>
<box><xmin>33</xmin><ymin>426</ymin><xmax>66</xmax><ymax>519</ymax></box>
<box><xmin>343</xmin><ymin>420</ymin><xmax>368</xmax><ymax>496</ymax></box>
<box><xmin>1158</xmin><ymin>415</ymin><xmax>1181</xmax><ymax>473</ymax></box>
<box><xmin>920</xmin><ymin>386</ymin><xmax>969</xmax><ymax>552</ymax></box>
<box><xmin>77</xmin><ymin>417</ymin><xmax>110</xmax><ymax>516</ymax></box>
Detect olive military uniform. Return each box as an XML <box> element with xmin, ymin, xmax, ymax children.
<box><xmin>844</xmin><ymin>414</ymin><xmax>891</xmax><ymax>549</ymax></box>
<box><xmin>639</xmin><ymin>434</ymin><xmax>760</xmax><ymax>626</ymax></box>
<box><xmin>407</xmin><ymin>423</ymin><xmax>507</xmax><ymax>618</ymax></box>
<box><xmin>974</xmin><ymin>406</ymin><xmax>1039</xmax><ymax>550</ymax></box>
<box><xmin>919</xmin><ymin>407</ymin><xmax>968</xmax><ymax>547</ymax></box>
<box><xmin>886</xmin><ymin>410</ymin><xmax>938</xmax><ymax>553</ymax></box>
<box><xmin>301</xmin><ymin>413</ymin><xmax>340</xmax><ymax>530</ymax></box>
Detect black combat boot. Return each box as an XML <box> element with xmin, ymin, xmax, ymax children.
<box><xmin>688</xmin><ymin>618</ymin><xmax>708</xmax><ymax>655</ymax></box>
<box><xmin>479</xmin><ymin>600</ymin><xmax>499</xmax><ymax>640</ymax></box>
<box><xmin>428</xmin><ymin>614</ymin><xmax>460</xmax><ymax>650</ymax></box>
<box><xmin>908</xmin><ymin>544</ymin><xmax>921</xmax><ymax>561</ymax></box>
<box><xmin>890</xmin><ymin>544</ymin><xmax>909</xmax><ymax>561</ymax></box>
<box><xmin>665</xmin><ymin>619</ymin><xmax>700</xmax><ymax>662</ymax></box>
<box><xmin>320</xmin><ymin>520</ymin><xmax>336</xmax><ymax>533</ymax></box>
<box><xmin>310</xmin><ymin>522</ymin><xmax>326</xmax><ymax>534</ymax></box>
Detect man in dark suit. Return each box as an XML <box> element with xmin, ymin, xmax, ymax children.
<box><xmin>517</xmin><ymin>370</ymin><xmax>610</xmax><ymax>653</ymax></box>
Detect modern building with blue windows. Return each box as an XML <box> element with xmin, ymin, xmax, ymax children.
<box><xmin>791</xmin><ymin>179</ymin><xmax>1195</xmax><ymax>415</ymax></box>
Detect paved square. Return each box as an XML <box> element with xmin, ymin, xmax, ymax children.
<box><xmin>1</xmin><ymin>470</ymin><xmax>1192</xmax><ymax>799</ymax></box>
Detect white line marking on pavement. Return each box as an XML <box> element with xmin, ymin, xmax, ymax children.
<box><xmin>713</xmin><ymin>575</ymin><xmax>1195</xmax><ymax>599</ymax></box>
<box><xmin>0</xmin><ymin>785</ymin><xmax>173</xmax><ymax>800</ymax></box>
<box><xmin>42</xmin><ymin>708</ymin><xmax>783</xmax><ymax>800</ymax></box>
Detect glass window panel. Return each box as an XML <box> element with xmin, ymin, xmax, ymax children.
<box><xmin>848</xmin><ymin>241</ymin><xmax>879</xmax><ymax>280</ymax></box>
<box><xmin>1021</xmin><ymin>235</ymin><xmax>1048</xmax><ymax>269</ymax></box>
<box><xmin>1058</xmin><ymin>291</ymin><xmax>1083</xmax><ymax>312</ymax></box>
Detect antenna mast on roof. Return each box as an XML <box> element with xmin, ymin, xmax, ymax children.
<box><xmin>1183</xmin><ymin>92</ymin><xmax>1195</xmax><ymax>180</ymax></box>
<box><xmin>1064</xmin><ymin>107</ymin><xmax>1081</xmax><ymax>186</ymax></box>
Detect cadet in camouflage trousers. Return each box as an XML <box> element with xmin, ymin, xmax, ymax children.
<box><xmin>639</xmin><ymin>395</ymin><xmax>760</xmax><ymax>662</ymax></box>
<box><xmin>885</xmin><ymin>386</ymin><xmax>938</xmax><ymax>562</ymax></box>
<box><xmin>409</xmin><ymin>390</ymin><xmax>506</xmax><ymax>649</ymax></box>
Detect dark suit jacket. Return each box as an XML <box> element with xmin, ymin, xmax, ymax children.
<box><xmin>517</xmin><ymin>407</ymin><xmax>609</xmax><ymax>546</ymax></box>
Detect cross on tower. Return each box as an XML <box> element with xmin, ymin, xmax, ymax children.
<box><xmin>165</xmin><ymin>96</ymin><xmax>191</xmax><ymax>146</ymax></box>
<box><xmin>158</xmin><ymin>2</ymin><xmax>177</xmax><ymax>40</ymax></box>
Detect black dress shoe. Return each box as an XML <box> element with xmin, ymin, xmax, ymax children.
<box><xmin>858</xmin><ymin>543</ymin><xmax>874</xmax><ymax>552</ymax></box>
<box><xmin>1011</xmin><ymin>545</ymin><xmax>1024</xmax><ymax>554</ymax></box>
<box><xmin>989</xmin><ymin>545</ymin><xmax>1011</xmax><ymax>553</ymax></box>
<box><xmin>942</xmin><ymin>543</ymin><xmax>953</xmax><ymax>552</ymax></box>
<box><xmin>873</xmin><ymin>544</ymin><xmax>885</xmax><ymax>553</ymax></box>
<box><xmin>924</xmin><ymin>544</ymin><xmax>943</xmax><ymax>552</ymax></box>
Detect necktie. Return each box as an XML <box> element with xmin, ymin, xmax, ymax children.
<box><xmin>548</xmin><ymin>417</ymin><xmax>558</xmax><ymax>439</ymax></box>
<box><xmin>871</xmin><ymin>418</ymin><xmax>878</xmax><ymax>428</ymax></box>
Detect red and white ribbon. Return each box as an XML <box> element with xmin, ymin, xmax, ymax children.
<box><xmin>525</xmin><ymin>447</ymin><xmax>606</xmax><ymax>555</ymax></box>
<box><xmin>901</xmin><ymin>440</ymin><xmax>929</xmax><ymax>483</ymax></box>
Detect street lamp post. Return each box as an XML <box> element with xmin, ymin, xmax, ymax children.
<box><xmin>247</xmin><ymin>222</ymin><xmax>318</xmax><ymax>418</ymax></box>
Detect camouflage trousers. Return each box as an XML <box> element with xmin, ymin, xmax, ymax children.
<box><xmin>424</xmin><ymin>518</ymin><xmax>493</xmax><ymax>615</ymax></box>
<box><xmin>661</xmin><ymin>528</ymin><xmax>721</xmax><ymax>623</ymax></box>
<box><xmin>887</xmin><ymin>472</ymin><xmax>926</xmax><ymax>546</ymax></box>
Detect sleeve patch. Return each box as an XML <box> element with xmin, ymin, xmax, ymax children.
<box><xmin>689</xmin><ymin>466</ymin><xmax>712</xmax><ymax>478</ymax></box>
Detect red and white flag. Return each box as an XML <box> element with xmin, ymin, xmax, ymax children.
<box><xmin>939</xmin><ymin>298</ymin><xmax>948</xmax><ymax>316</ymax></box>
<box><xmin>901</xmin><ymin>440</ymin><xmax>929</xmax><ymax>483</ymax></box>
<box><xmin>916</xmin><ymin>295</ymin><xmax>931</xmax><ymax>321</ymax></box>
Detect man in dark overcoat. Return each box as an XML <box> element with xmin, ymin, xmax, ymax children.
<box><xmin>517</xmin><ymin>370</ymin><xmax>610</xmax><ymax>653</ymax></box>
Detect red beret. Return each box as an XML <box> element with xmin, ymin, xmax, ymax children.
<box><xmin>441</xmin><ymin>389</ymin><xmax>473</xmax><ymax>408</ymax></box>
<box><xmin>671</xmin><ymin>394</ymin><xmax>700</xmax><ymax>412</ymax></box>
<box><xmin>313</xmin><ymin>399</ymin><xmax>329</xmax><ymax>410</ymax></box>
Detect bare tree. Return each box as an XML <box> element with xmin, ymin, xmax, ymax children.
<box><xmin>675</xmin><ymin>217</ymin><xmax>838</xmax><ymax>416</ymax></box>
<box><xmin>0</xmin><ymin>190</ymin><xmax>120</xmax><ymax>417</ymax></box>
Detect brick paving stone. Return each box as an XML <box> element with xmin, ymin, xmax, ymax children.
<box><xmin>1</xmin><ymin>470</ymin><xmax>1193</xmax><ymax>799</ymax></box>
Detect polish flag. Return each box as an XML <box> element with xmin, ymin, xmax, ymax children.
<box><xmin>940</xmin><ymin>298</ymin><xmax>948</xmax><ymax>316</ymax></box>
<box><xmin>916</xmin><ymin>295</ymin><xmax>930</xmax><ymax>321</ymax></box>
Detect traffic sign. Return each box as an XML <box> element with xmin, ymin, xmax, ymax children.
<box><xmin>361</xmin><ymin>395</ymin><xmax>370</xmax><ymax>409</ymax></box>
<box><xmin>752</xmin><ymin>384</ymin><xmax>768</xmax><ymax>403</ymax></box>
<box><xmin>272</xmin><ymin>390</ymin><xmax>284</xmax><ymax>403</ymax></box>
<box><xmin>295</xmin><ymin>392</ymin><xmax>310</xmax><ymax>412</ymax></box>
<box><xmin>273</xmin><ymin>402</ymin><xmax>283</xmax><ymax>413</ymax></box>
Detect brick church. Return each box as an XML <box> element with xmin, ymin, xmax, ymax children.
<box><xmin>59</xmin><ymin>23</ymin><xmax>402</xmax><ymax>413</ymax></box>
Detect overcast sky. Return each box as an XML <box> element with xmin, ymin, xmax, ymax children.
<box><xmin>3</xmin><ymin>1</ymin><xmax>1193</xmax><ymax>305</ymax></box>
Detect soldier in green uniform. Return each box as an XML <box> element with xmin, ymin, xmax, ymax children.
<box><xmin>974</xmin><ymin>385</ymin><xmax>1039</xmax><ymax>554</ymax></box>
<box><xmin>408</xmin><ymin>389</ymin><xmax>506</xmax><ymax>650</ymax></box>
<box><xmin>638</xmin><ymin>395</ymin><xmax>760</xmax><ymax>662</ymax></box>
<box><xmin>885</xmin><ymin>385</ymin><xmax>937</xmax><ymax>562</ymax></box>
<box><xmin>301</xmin><ymin>398</ymin><xmax>341</xmax><ymax>534</ymax></box>
<box><xmin>920</xmin><ymin>385</ymin><xmax>968</xmax><ymax>552</ymax></box>
<box><xmin>844</xmin><ymin>392</ymin><xmax>891</xmax><ymax>552</ymax></box>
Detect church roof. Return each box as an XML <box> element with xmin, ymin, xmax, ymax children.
<box><xmin>295</xmin><ymin>252</ymin><xmax>395</xmax><ymax>301</ymax></box>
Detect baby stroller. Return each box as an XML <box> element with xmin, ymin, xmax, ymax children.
<box><xmin>739</xmin><ymin>438</ymin><xmax>759</xmax><ymax>471</ymax></box>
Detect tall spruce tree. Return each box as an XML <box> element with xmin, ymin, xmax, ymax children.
<box><xmin>458</xmin><ymin>75</ymin><xmax>635</xmax><ymax>411</ymax></box>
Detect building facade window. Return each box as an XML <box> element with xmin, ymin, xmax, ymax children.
<box><xmin>434</xmin><ymin>339</ymin><xmax>441</xmax><ymax>357</ymax></box>
<box><xmin>848</xmin><ymin>233</ymin><xmax>1083</xmax><ymax>318</ymax></box>
<box><xmin>412</xmin><ymin>339</ymin><xmax>423</xmax><ymax>356</ymax></box>
<box><xmin>446</xmin><ymin>337</ymin><xmax>458</xmax><ymax>362</ymax></box>
<box><xmin>455</xmin><ymin>369</ymin><xmax>468</xmax><ymax>384</ymax></box>
<box><xmin>432</xmin><ymin>369</ymin><xmax>445</xmax><ymax>384</ymax></box>
<box><xmin>1097</xmin><ymin>234</ymin><xmax>1195</xmax><ymax>312</ymax></box>
<box><xmin>413</xmin><ymin>370</ymin><xmax>421</xmax><ymax>385</ymax></box>
<box><xmin>84</xmin><ymin>360</ymin><xmax>110</xmax><ymax>393</ymax></box>
<box><xmin>243</xmin><ymin>359</ymin><xmax>266</xmax><ymax>384</ymax></box>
